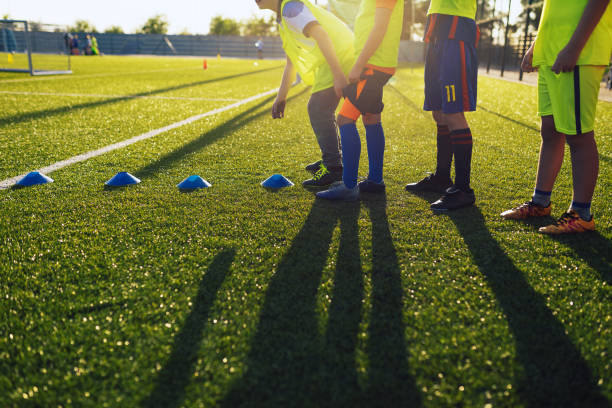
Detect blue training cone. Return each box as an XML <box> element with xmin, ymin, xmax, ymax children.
<box><xmin>16</xmin><ymin>171</ymin><xmax>54</xmax><ymax>187</ymax></box>
<box><xmin>105</xmin><ymin>172</ymin><xmax>141</xmax><ymax>187</ymax></box>
<box><xmin>261</xmin><ymin>174</ymin><xmax>294</xmax><ymax>189</ymax></box>
<box><xmin>177</xmin><ymin>175</ymin><xmax>211</xmax><ymax>190</ymax></box>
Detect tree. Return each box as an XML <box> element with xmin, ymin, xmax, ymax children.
<box><xmin>242</xmin><ymin>15</ymin><xmax>277</xmax><ymax>37</ymax></box>
<box><xmin>104</xmin><ymin>25</ymin><xmax>124</xmax><ymax>34</ymax></box>
<box><xmin>68</xmin><ymin>20</ymin><xmax>97</xmax><ymax>33</ymax></box>
<box><xmin>209</xmin><ymin>16</ymin><xmax>240</xmax><ymax>36</ymax></box>
<box><xmin>140</xmin><ymin>14</ymin><xmax>168</xmax><ymax>34</ymax></box>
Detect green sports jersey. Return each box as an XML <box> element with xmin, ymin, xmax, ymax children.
<box><xmin>354</xmin><ymin>0</ymin><xmax>404</xmax><ymax>68</ymax></box>
<box><xmin>533</xmin><ymin>0</ymin><xmax>612</xmax><ymax>67</ymax></box>
<box><xmin>427</xmin><ymin>0</ymin><xmax>477</xmax><ymax>20</ymax></box>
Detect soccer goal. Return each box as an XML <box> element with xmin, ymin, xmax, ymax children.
<box><xmin>0</xmin><ymin>20</ymin><xmax>72</xmax><ymax>76</ymax></box>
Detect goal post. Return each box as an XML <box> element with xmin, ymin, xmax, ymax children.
<box><xmin>0</xmin><ymin>19</ymin><xmax>72</xmax><ymax>76</ymax></box>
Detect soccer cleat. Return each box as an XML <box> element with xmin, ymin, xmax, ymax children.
<box><xmin>501</xmin><ymin>201</ymin><xmax>552</xmax><ymax>220</ymax></box>
<box><xmin>305</xmin><ymin>160</ymin><xmax>323</xmax><ymax>173</ymax></box>
<box><xmin>302</xmin><ymin>165</ymin><xmax>342</xmax><ymax>188</ymax></box>
<box><xmin>430</xmin><ymin>187</ymin><xmax>475</xmax><ymax>211</ymax></box>
<box><xmin>316</xmin><ymin>181</ymin><xmax>359</xmax><ymax>201</ymax></box>
<box><xmin>538</xmin><ymin>210</ymin><xmax>595</xmax><ymax>234</ymax></box>
<box><xmin>358</xmin><ymin>179</ymin><xmax>386</xmax><ymax>193</ymax></box>
<box><xmin>405</xmin><ymin>173</ymin><xmax>453</xmax><ymax>194</ymax></box>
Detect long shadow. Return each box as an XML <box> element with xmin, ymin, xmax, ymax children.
<box><xmin>221</xmin><ymin>200</ymin><xmax>362</xmax><ymax>407</ymax></box>
<box><xmin>0</xmin><ymin>66</ymin><xmax>281</xmax><ymax>128</ymax></box>
<box><xmin>445</xmin><ymin>207</ymin><xmax>609</xmax><ymax>407</ymax></box>
<box><xmin>142</xmin><ymin>248</ymin><xmax>236</xmax><ymax>408</ymax></box>
<box><xmin>133</xmin><ymin>87</ymin><xmax>309</xmax><ymax>180</ymax></box>
<box><xmin>362</xmin><ymin>194</ymin><xmax>422</xmax><ymax>407</ymax></box>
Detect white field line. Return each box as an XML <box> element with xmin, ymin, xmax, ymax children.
<box><xmin>0</xmin><ymin>67</ymin><xmax>201</xmax><ymax>83</ymax></box>
<box><xmin>0</xmin><ymin>87</ymin><xmax>278</xmax><ymax>189</ymax></box>
<box><xmin>0</xmin><ymin>90</ymin><xmax>240</xmax><ymax>102</ymax></box>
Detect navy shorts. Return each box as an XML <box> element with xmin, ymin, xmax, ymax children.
<box><xmin>423</xmin><ymin>15</ymin><xmax>478</xmax><ymax>114</ymax></box>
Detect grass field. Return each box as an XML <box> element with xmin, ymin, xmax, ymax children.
<box><xmin>1</xmin><ymin>55</ymin><xmax>611</xmax><ymax>407</ymax></box>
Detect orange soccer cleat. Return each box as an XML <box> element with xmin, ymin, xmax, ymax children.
<box><xmin>501</xmin><ymin>201</ymin><xmax>552</xmax><ymax>220</ymax></box>
<box><xmin>538</xmin><ymin>210</ymin><xmax>595</xmax><ymax>235</ymax></box>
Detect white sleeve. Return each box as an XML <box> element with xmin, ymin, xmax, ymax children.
<box><xmin>282</xmin><ymin>1</ymin><xmax>319</xmax><ymax>35</ymax></box>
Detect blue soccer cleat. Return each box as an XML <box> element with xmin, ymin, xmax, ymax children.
<box><xmin>316</xmin><ymin>181</ymin><xmax>359</xmax><ymax>201</ymax></box>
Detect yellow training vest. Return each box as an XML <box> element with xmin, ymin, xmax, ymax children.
<box><xmin>354</xmin><ymin>0</ymin><xmax>404</xmax><ymax>68</ymax></box>
<box><xmin>279</xmin><ymin>0</ymin><xmax>355</xmax><ymax>92</ymax></box>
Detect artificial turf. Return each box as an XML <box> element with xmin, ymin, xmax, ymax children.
<box><xmin>0</xmin><ymin>55</ymin><xmax>610</xmax><ymax>407</ymax></box>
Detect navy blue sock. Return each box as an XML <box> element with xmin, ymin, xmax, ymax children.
<box><xmin>532</xmin><ymin>189</ymin><xmax>552</xmax><ymax>207</ymax></box>
<box><xmin>365</xmin><ymin>123</ymin><xmax>385</xmax><ymax>183</ymax></box>
<box><xmin>339</xmin><ymin>123</ymin><xmax>361</xmax><ymax>189</ymax></box>
<box><xmin>450</xmin><ymin>128</ymin><xmax>473</xmax><ymax>192</ymax></box>
<box><xmin>435</xmin><ymin>124</ymin><xmax>452</xmax><ymax>180</ymax></box>
<box><xmin>570</xmin><ymin>201</ymin><xmax>592</xmax><ymax>220</ymax></box>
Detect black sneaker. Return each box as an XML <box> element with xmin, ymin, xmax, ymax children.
<box><xmin>305</xmin><ymin>160</ymin><xmax>323</xmax><ymax>173</ymax></box>
<box><xmin>405</xmin><ymin>174</ymin><xmax>453</xmax><ymax>194</ymax></box>
<box><xmin>302</xmin><ymin>165</ymin><xmax>342</xmax><ymax>188</ymax></box>
<box><xmin>430</xmin><ymin>187</ymin><xmax>475</xmax><ymax>211</ymax></box>
<box><xmin>358</xmin><ymin>179</ymin><xmax>386</xmax><ymax>193</ymax></box>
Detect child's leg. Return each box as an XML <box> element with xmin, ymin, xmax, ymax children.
<box><xmin>363</xmin><ymin>113</ymin><xmax>384</xmax><ymax>183</ymax></box>
<box><xmin>566</xmin><ymin>130</ymin><xmax>598</xmax><ymax>219</ymax></box>
<box><xmin>337</xmin><ymin>113</ymin><xmax>361</xmax><ymax>189</ymax></box>
<box><xmin>308</xmin><ymin>88</ymin><xmax>342</xmax><ymax>170</ymax></box>
<box><xmin>432</xmin><ymin>110</ymin><xmax>452</xmax><ymax>181</ymax></box>
<box><xmin>445</xmin><ymin>112</ymin><xmax>472</xmax><ymax>192</ymax></box>
<box><xmin>532</xmin><ymin>115</ymin><xmax>565</xmax><ymax>206</ymax></box>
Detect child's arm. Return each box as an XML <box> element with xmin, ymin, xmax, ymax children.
<box><xmin>305</xmin><ymin>23</ymin><xmax>348</xmax><ymax>97</ymax></box>
<box><xmin>272</xmin><ymin>57</ymin><xmax>296</xmax><ymax>119</ymax></box>
<box><xmin>552</xmin><ymin>0</ymin><xmax>610</xmax><ymax>73</ymax></box>
<box><xmin>522</xmin><ymin>41</ymin><xmax>536</xmax><ymax>73</ymax></box>
<box><xmin>348</xmin><ymin>5</ymin><xmax>394</xmax><ymax>83</ymax></box>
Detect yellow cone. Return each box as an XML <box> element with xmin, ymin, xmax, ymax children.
<box><xmin>217</xmin><ymin>53</ymin><xmax>221</xmax><ymax>60</ymax></box>
<box><xmin>7</xmin><ymin>53</ymin><xmax>14</xmax><ymax>64</ymax></box>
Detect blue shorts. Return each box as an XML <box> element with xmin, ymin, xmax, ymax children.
<box><xmin>423</xmin><ymin>17</ymin><xmax>478</xmax><ymax>114</ymax></box>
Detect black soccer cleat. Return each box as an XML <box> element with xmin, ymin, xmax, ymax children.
<box><xmin>405</xmin><ymin>174</ymin><xmax>453</xmax><ymax>194</ymax></box>
<box><xmin>305</xmin><ymin>160</ymin><xmax>323</xmax><ymax>173</ymax></box>
<box><xmin>430</xmin><ymin>187</ymin><xmax>475</xmax><ymax>211</ymax></box>
<box><xmin>302</xmin><ymin>165</ymin><xmax>342</xmax><ymax>188</ymax></box>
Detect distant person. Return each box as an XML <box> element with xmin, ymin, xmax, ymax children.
<box><xmin>2</xmin><ymin>26</ymin><xmax>17</xmax><ymax>53</ymax></box>
<box><xmin>63</xmin><ymin>32</ymin><xmax>73</xmax><ymax>53</ymax></box>
<box><xmin>85</xmin><ymin>34</ymin><xmax>92</xmax><ymax>55</ymax></box>
<box><xmin>255</xmin><ymin>37</ymin><xmax>264</xmax><ymax>59</ymax></box>
<box><xmin>70</xmin><ymin>34</ymin><xmax>80</xmax><ymax>55</ymax></box>
<box><xmin>501</xmin><ymin>0</ymin><xmax>611</xmax><ymax>234</ymax></box>
<box><xmin>256</xmin><ymin>0</ymin><xmax>355</xmax><ymax>188</ymax></box>
<box><xmin>91</xmin><ymin>35</ymin><xmax>99</xmax><ymax>55</ymax></box>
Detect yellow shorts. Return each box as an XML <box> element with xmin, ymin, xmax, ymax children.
<box><xmin>537</xmin><ymin>65</ymin><xmax>605</xmax><ymax>135</ymax></box>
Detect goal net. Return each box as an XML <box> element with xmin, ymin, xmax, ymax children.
<box><xmin>0</xmin><ymin>20</ymin><xmax>72</xmax><ymax>76</ymax></box>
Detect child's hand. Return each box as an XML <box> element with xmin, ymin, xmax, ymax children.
<box><xmin>521</xmin><ymin>43</ymin><xmax>536</xmax><ymax>73</ymax></box>
<box><xmin>348</xmin><ymin>64</ymin><xmax>363</xmax><ymax>84</ymax></box>
<box><xmin>552</xmin><ymin>45</ymin><xmax>580</xmax><ymax>74</ymax></box>
<box><xmin>334</xmin><ymin>75</ymin><xmax>348</xmax><ymax>98</ymax></box>
<box><xmin>272</xmin><ymin>98</ymin><xmax>286</xmax><ymax>119</ymax></box>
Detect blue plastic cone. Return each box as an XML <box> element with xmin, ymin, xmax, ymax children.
<box><xmin>16</xmin><ymin>171</ymin><xmax>54</xmax><ymax>187</ymax></box>
<box><xmin>105</xmin><ymin>172</ymin><xmax>141</xmax><ymax>187</ymax></box>
<box><xmin>177</xmin><ymin>175</ymin><xmax>211</xmax><ymax>190</ymax></box>
<box><xmin>261</xmin><ymin>174</ymin><xmax>294</xmax><ymax>189</ymax></box>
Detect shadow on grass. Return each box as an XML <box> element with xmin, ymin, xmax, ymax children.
<box><xmin>142</xmin><ymin>248</ymin><xmax>236</xmax><ymax>408</ymax></box>
<box><xmin>362</xmin><ymin>193</ymin><xmax>421</xmax><ymax>407</ymax></box>
<box><xmin>221</xmin><ymin>200</ymin><xmax>362</xmax><ymax>406</ymax></box>
<box><xmin>222</xmin><ymin>197</ymin><xmax>421</xmax><ymax>407</ymax></box>
<box><xmin>133</xmin><ymin>87</ymin><xmax>309</xmax><ymax>180</ymax></box>
<box><xmin>444</xmin><ymin>207</ymin><xmax>609</xmax><ymax>407</ymax></box>
<box><xmin>478</xmin><ymin>106</ymin><xmax>540</xmax><ymax>132</ymax></box>
<box><xmin>0</xmin><ymin>66</ymin><xmax>281</xmax><ymax>128</ymax></box>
